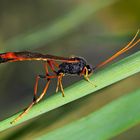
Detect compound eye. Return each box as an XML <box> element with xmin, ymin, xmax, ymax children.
<box><xmin>86</xmin><ymin>64</ymin><xmax>93</xmax><ymax>74</ymax></box>
<box><xmin>88</xmin><ymin>69</ymin><xmax>92</xmax><ymax>74</ymax></box>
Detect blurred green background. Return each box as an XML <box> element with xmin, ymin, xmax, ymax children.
<box><xmin>0</xmin><ymin>0</ymin><xmax>140</xmax><ymax>139</ymax></box>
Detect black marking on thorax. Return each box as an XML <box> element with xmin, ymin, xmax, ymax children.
<box><xmin>57</xmin><ymin>57</ymin><xmax>87</xmax><ymax>75</ymax></box>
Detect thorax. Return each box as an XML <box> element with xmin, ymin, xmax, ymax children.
<box><xmin>57</xmin><ymin>57</ymin><xmax>87</xmax><ymax>75</ymax></box>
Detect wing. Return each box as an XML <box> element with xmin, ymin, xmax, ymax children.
<box><xmin>0</xmin><ymin>51</ymin><xmax>79</xmax><ymax>63</ymax></box>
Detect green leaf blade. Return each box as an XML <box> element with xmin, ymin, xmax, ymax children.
<box><xmin>0</xmin><ymin>51</ymin><xmax>140</xmax><ymax>132</ymax></box>
<box><xmin>37</xmin><ymin>88</ymin><xmax>140</xmax><ymax>140</ymax></box>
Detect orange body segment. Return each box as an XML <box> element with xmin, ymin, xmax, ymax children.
<box><xmin>2</xmin><ymin>52</ymin><xmax>17</xmax><ymax>59</ymax></box>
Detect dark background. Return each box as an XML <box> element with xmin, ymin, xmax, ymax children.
<box><xmin>0</xmin><ymin>0</ymin><xmax>140</xmax><ymax>139</ymax></box>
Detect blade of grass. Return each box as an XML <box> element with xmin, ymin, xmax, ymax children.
<box><xmin>37</xmin><ymin>88</ymin><xmax>140</xmax><ymax>140</ymax></box>
<box><xmin>4</xmin><ymin>0</ymin><xmax>118</xmax><ymax>51</ymax></box>
<box><xmin>0</xmin><ymin>51</ymin><xmax>140</xmax><ymax>132</ymax></box>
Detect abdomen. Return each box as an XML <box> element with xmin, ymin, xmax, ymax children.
<box><xmin>0</xmin><ymin>52</ymin><xmax>44</xmax><ymax>63</ymax></box>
